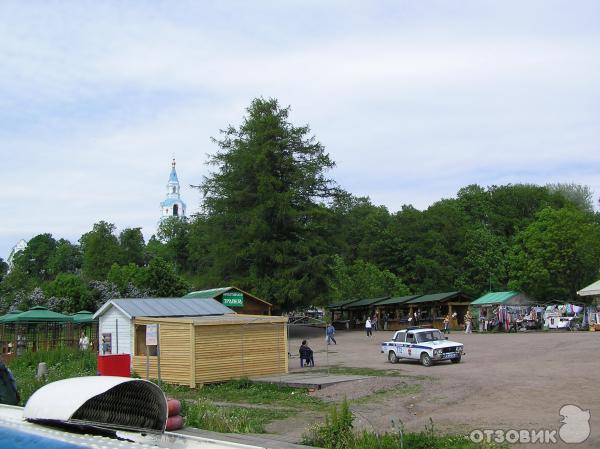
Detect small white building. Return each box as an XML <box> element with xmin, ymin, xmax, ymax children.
<box><xmin>93</xmin><ymin>298</ymin><xmax>234</xmax><ymax>356</ymax></box>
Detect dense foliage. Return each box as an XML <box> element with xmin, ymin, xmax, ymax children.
<box><xmin>1</xmin><ymin>98</ymin><xmax>599</xmax><ymax>313</ymax></box>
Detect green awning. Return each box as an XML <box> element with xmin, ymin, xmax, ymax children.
<box><xmin>7</xmin><ymin>306</ymin><xmax>73</xmax><ymax>323</ymax></box>
<box><xmin>375</xmin><ymin>295</ymin><xmax>421</xmax><ymax>306</ymax></box>
<box><xmin>72</xmin><ymin>310</ymin><xmax>95</xmax><ymax>324</ymax></box>
<box><xmin>406</xmin><ymin>292</ymin><xmax>470</xmax><ymax>304</ymax></box>
<box><xmin>0</xmin><ymin>310</ymin><xmax>24</xmax><ymax>323</ymax></box>
<box><xmin>344</xmin><ymin>296</ymin><xmax>389</xmax><ymax>309</ymax></box>
<box><xmin>326</xmin><ymin>298</ymin><xmax>364</xmax><ymax>310</ymax></box>
<box><xmin>471</xmin><ymin>291</ymin><xmax>533</xmax><ymax>306</ymax></box>
<box><xmin>577</xmin><ymin>280</ymin><xmax>600</xmax><ymax>297</ymax></box>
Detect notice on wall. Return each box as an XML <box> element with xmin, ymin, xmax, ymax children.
<box><xmin>146</xmin><ymin>324</ymin><xmax>158</xmax><ymax>346</ymax></box>
<box><xmin>222</xmin><ymin>292</ymin><xmax>244</xmax><ymax>307</ymax></box>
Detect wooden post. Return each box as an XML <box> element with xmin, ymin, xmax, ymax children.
<box><xmin>189</xmin><ymin>322</ymin><xmax>196</xmax><ymax>388</ymax></box>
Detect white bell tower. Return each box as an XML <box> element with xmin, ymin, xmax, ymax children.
<box><xmin>160</xmin><ymin>158</ymin><xmax>186</xmax><ymax>219</ymax></box>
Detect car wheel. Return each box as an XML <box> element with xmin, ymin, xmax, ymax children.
<box><xmin>450</xmin><ymin>355</ymin><xmax>461</xmax><ymax>363</ymax></box>
<box><xmin>420</xmin><ymin>352</ymin><xmax>432</xmax><ymax>367</ymax></box>
<box><xmin>388</xmin><ymin>351</ymin><xmax>398</xmax><ymax>364</ymax></box>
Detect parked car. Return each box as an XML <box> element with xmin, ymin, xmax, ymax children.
<box><xmin>380</xmin><ymin>328</ymin><xmax>464</xmax><ymax>367</ymax></box>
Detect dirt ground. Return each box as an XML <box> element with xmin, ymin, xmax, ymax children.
<box><xmin>279</xmin><ymin>327</ymin><xmax>599</xmax><ymax>447</ymax></box>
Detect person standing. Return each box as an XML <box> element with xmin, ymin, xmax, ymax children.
<box><xmin>443</xmin><ymin>314</ymin><xmax>451</xmax><ymax>334</ymax></box>
<box><xmin>326</xmin><ymin>323</ymin><xmax>337</xmax><ymax>345</ymax></box>
<box><xmin>372</xmin><ymin>315</ymin><xmax>378</xmax><ymax>331</ymax></box>
<box><xmin>383</xmin><ymin>312</ymin><xmax>389</xmax><ymax>331</ymax></box>
<box><xmin>464</xmin><ymin>310</ymin><xmax>473</xmax><ymax>334</ymax></box>
<box><xmin>365</xmin><ymin>318</ymin><xmax>373</xmax><ymax>337</ymax></box>
<box><xmin>79</xmin><ymin>332</ymin><xmax>89</xmax><ymax>351</ymax></box>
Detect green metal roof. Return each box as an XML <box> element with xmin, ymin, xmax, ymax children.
<box><xmin>375</xmin><ymin>295</ymin><xmax>421</xmax><ymax>306</ymax></box>
<box><xmin>578</xmin><ymin>279</ymin><xmax>600</xmax><ymax>297</ymax></box>
<box><xmin>406</xmin><ymin>291</ymin><xmax>468</xmax><ymax>304</ymax></box>
<box><xmin>3</xmin><ymin>306</ymin><xmax>72</xmax><ymax>323</ymax></box>
<box><xmin>184</xmin><ymin>287</ymin><xmax>232</xmax><ymax>299</ymax></box>
<box><xmin>0</xmin><ymin>310</ymin><xmax>23</xmax><ymax>323</ymax></box>
<box><xmin>471</xmin><ymin>291</ymin><xmax>533</xmax><ymax>306</ymax></box>
<box><xmin>327</xmin><ymin>298</ymin><xmax>364</xmax><ymax>310</ymax></box>
<box><xmin>344</xmin><ymin>296</ymin><xmax>389</xmax><ymax>308</ymax></box>
<box><xmin>183</xmin><ymin>286</ymin><xmax>272</xmax><ymax>306</ymax></box>
<box><xmin>72</xmin><ymin>310</ymin><xmax>96</xmax><ymax>324</ymax></box>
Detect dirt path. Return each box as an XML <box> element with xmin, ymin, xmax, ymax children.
<box><xmin>278</xmin><ymin>329</ymin><xmax>599</xmax><ymax>447</ymax></box>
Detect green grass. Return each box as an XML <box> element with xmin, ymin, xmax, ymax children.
<box><xmin>351</xmin><ymin>381</ymin><xmax>422</xmax><ymax>405</ymax></box>
<box><xmin>182</xmin><ymin>399</ymin><xmax>291</xmax><ymax>433</ymax></box>
<box><xmin>7</xmin><ymin>349</ymin><xmax>97</xmax><ymax>405</ymax></box>
<box><xmin>163</xmin><ymin>378</ymin><xmax>324</xmax><ymax>409</ymax></box>
<box><xmin>303</xmin><ymin>401</ymin><xmax>505</xmax><ymax>449</ymax></box>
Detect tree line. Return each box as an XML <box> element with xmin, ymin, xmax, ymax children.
<box><xmin>1</xmin><ymin>98</ymin><xmax>599</xmax><ymax>313</ymax></box>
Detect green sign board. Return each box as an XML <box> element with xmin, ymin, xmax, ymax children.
<box><xmin>223</xmin><ymin>292</ymin><xmax>244</xmax><ymax>307</ymax></box>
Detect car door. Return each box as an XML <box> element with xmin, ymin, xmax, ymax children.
<box><xmin>393</xmin><ymin>330</ymin><xmax>406</xmax><ymax>357</ymax></box>
<box><xmin>405</xmin><ymin>332</ymin><xmax>417</xmax><ymax>359</ymax></box>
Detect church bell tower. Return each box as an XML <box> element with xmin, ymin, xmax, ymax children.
<box><xmin>160</xmin><ymin>158</ymin><xmax>186</xmax><ymax>219</ymax></box>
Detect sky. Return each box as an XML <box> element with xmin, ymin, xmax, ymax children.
<box><xmin>1</xmin><ymin>1</ymin><xmax>599</xmax><ymax>259</ymax></box>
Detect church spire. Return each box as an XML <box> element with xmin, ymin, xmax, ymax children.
<box><xmin>160</xmin><ymin>158</ymin><xmax>186</xmax><ymax>219</ymax></box>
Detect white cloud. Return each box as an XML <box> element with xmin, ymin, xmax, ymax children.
<box><xmin>0</xmin><ymin>1</ymin><xmax>599</xmax><ymax>257</ymax></box>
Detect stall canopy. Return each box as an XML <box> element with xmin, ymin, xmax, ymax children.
<box><xmin>327</xmin><ymin>298</ymin><xmax>364</xmax><ymax>311</ymax></box>
<box><xmin>72</xmin><ymin>310</ymin><xmax>95</xmax><ymax>324</ymax></box>
<box><xmin>577</xmin><ymin>280</ymin><xmax>600</xmax><ymax>297</ymax></box>
<box><xmin>0</xmin><ymin>310</ymin><xmax>23</xmax><ymax>323</ymax></box>
<box><xmin>375</xmin><ymin>295</ymin><xmax>421</xmax><ymax>306</ymax></box>
<box><xmin>471</xmin><ymin>291</ymin><xmax>534</xmax><ymax>306</ymax></box>
<box><xmin>1</xmin><ymin>306</ymin><xmax>72</xmax><ymax>323</ymax></box>
<box><xmin>406</xmin><ymin>291</ymin><xmax>470</xmax><ymax>305</ymax></box>
<box><xmin>343</xmin><ymin>296</ymin><xmax>389</xmax><ymax>309</ymax></box>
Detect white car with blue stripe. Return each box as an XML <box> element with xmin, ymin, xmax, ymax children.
<box><xmin>381</xmin><ymin>328</ymin><xmax>464</xmax><ymax>366</ymax></box>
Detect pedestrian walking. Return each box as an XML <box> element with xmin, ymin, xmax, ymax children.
<box><xmin>365</xmin><ymin>318</ymin><xmax>373</xmax><ymax>337</ymax></box>
<box><xmin>326</xmin><ymin>323</ymin><xmax>337</xmax><ymax>345</ymax></box>
<box><xmin>464</xmin><ymin>310</ymin><xmax>473</xmax><ymax>334</ymax></box>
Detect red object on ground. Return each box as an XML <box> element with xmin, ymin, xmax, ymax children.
<box><xmin>166</xmin><ymin>415</ymin><xmax>184</xmax><ymax>431</ymax></box>
<box><xmin>167</xmin><ymin>399</ymin><xmax>182</xmax><ymax>417</ymax></box>
<box><xmin>97</xmin><ymin>354</ymin><xmax>131</xmax><ymax>377</ymax></box>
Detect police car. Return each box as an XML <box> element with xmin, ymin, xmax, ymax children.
<box><xmin>381</xmin><ymin>327</ymin><xmax>464</xmax><ymax>366</ymax></box>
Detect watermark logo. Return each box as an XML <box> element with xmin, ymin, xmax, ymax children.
<box><xmin>559</xmin><ymin>404</ymin><xmax>590</xmax><ymax>444</ymax></box>
<box><xmin>468</xmin><ymin>404</ymin><xmax>591</xmax><ymax>444</ymax></box>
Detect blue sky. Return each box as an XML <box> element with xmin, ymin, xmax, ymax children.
<box><xmin>1</xmin><ymin>1</ymin><xmax>599</xmax><ymax>259</ymax></box>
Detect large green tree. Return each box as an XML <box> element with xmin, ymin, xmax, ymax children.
<box><xmin>11</xmin><ymin>233</ymin><xmax>57</xmax><ymax>281</ymax></box>
<box><xmin>119</xmin><ymin>227</ymin><xmax>146</xmax><ymax>266</ymax></box>
<box><xmin>508</xmin><ymin>207</ymin><xmax>600</xmax><ymax>301</ymax></box>
<box><xmin>198</xmin><ymin>98</ymin><xmax>337</xmax><ymax>310</ymax></box>
<box><xmin>80</xmin><ymin>221</ymin><xmax>121</xmax><ymax>280</ymax></box>
<box><xmin>329</xmin><ymin>256</ymin><xmax>410</xmax><ymax>302</ymax></box>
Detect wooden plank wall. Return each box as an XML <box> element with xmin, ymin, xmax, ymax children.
<box><xmin>195</xmin><ymin>322</ymin><xmax>288</xmax><ymax>384</ymax></box>
<box><xmin>132</xmin><ymin>319</ymin><xmax>193</xmax><ymax>386</ymax></box>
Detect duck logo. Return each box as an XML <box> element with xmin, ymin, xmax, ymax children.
<box><xmin>559</xmin><ymin>404</ymin><xmax>590</xmax><ymax>444</ymax></box>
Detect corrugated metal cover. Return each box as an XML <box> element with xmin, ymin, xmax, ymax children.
<box><xmin>183</xmin><ymin>287</ymin><xmax>232</xmax><ymax>299</ymax></box>
<box><xmin>375</xmin><ymin>295</ymin><xmax>421</xmax><ymax>306</ymax></box>
<box><xmin>578</xmin><ymin>279</ymin><xmax>600</xmax><ymax>296</ymax></box>
<box><xmin>406</xmin><ymin>292</ymin><xmax>464</xmax><ymax>304</ymax></box>
<box><xmin>111</xmin><ymin>298</ymin><xmax>234</xmax><ymax>318</ymax></box>
<box><xmin>471</xmin><ymin>291</ymin><xmax>519</xmax><ymax>305</ymax></box>
<box><xmin>343</xmin><ymin>296</ymin><xmax>389</xmax><ymax>308</ymax></box>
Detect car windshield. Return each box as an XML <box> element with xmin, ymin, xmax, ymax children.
<box><xmin>416</xmin><ymin>330</ymin><xmax>445</xmax><ymax>342</ymax></box>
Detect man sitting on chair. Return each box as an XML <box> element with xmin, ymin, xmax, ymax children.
<box><xmin>299</xmin><ymin>340</ymin><xmax>314</xmax><ymax>367</ymax></box>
